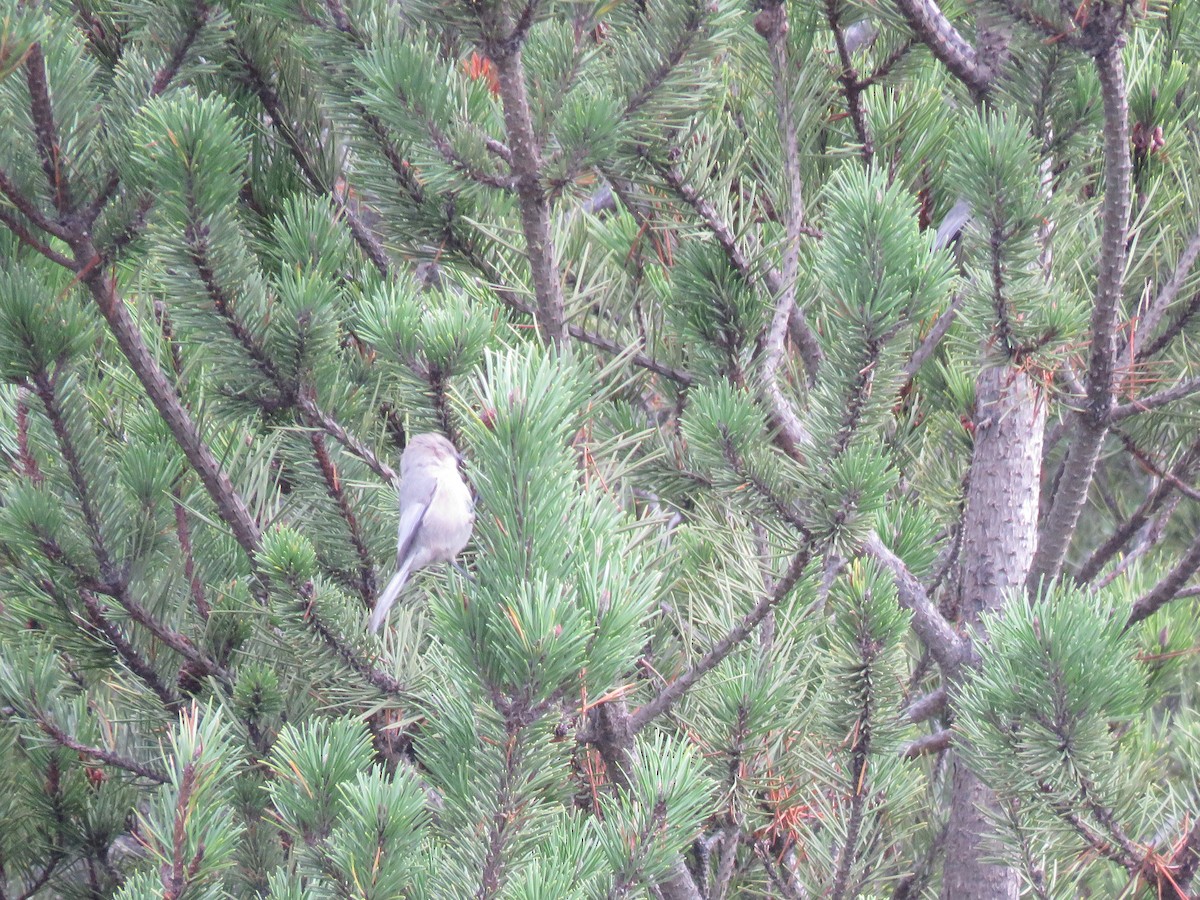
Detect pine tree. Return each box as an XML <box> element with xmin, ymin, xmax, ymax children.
<box><xmin>2</xmin><ymin>0</ymin><xmax>1200</xmax><ymax>897</ymax></box>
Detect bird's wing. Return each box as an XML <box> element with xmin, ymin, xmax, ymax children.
<box><xmin>394</xmin><ymin>474</ymin><xmax>437</xmax><ymax>569</ymax></box>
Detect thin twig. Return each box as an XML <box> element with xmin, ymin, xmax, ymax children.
<box><xmin>759</xmin><ymin>1</ymin><xmax>813</xmax><ymax>454</ymax></box>
<box><xmin>30</xmin><ymin>710</ymin><xmax>168</xmax><ymax>783</ymax></box>
<box><xmin>1109</xmin><ymin>374</ymin><xmax>1200</xmax><ymax>423</ymax></box>
<box><xmin>903</xmin><ymin>294</ymin><xmax>964</xmax><ymax>382</ymax></box>
<box><xmin>629</xmin><ymin>547</ymin><xmax>811</xmax><ymax>733</ymax></box>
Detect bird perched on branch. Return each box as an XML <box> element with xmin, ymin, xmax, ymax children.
<box><xmin>369</xmin><ymin>432</ymin><xmax>474</xmax><ymax>634</ymax></box>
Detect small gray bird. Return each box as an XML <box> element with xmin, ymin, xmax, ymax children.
<box><xmin>369</xmin><ymin>433</ymin><xmax>474</xmax><ymax>634</ymax></box>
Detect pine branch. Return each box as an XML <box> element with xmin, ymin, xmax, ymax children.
<box><xmin>173</xmin><ymin>490</ymin><xmax>210</xmax><ymax>620</ymax></box>
<box><xmin>296</xmin><ymin>393</ymin><xmax>399</xmax><ymax>484</ymax></box>
<box><xmin>716</xmin><ymin>431</ymin><xmax>809</xmax><ymax>533</ymax></box>
<box><xmin>1075</xmin><ymin>460</ymin><xmax>1185</xmax><ymax>584</ymax></box>
<box><xmin>183</xmin><ymin>211</ymin><xmax>285</xmax><ymax>388</ymax></box>
<box><xmin>759</xmin><ymin>1</ymin><xmax>813</xmax><ymax>455</ymax></box>
<box><xmin>484</xmin><ymin>25</ymin><xmax>566</xmax><ymax>347</ymax></box>
<box><xmin>1125</xmin><ymin>528</ymin><xmax>1200</xmax><ymax>629</ymax></box>
<box><xmin>830</xmin><ymin>692</ymin><xmax>873</xmax><ymax>900</ymax></box>
<box><xmin>1029</xmin><ymin>38</ymin><xmax>1131</xmax><ymax>589</ymax></box>
<box><xmin>1126</xmin><ymin>218</ymin><xmax>1200</xmax><ymax>363</ymax></box>
<box><xmin>68</xmin><ymin>243</ymin><xmax>265</xmax><ymax>562</ymax></box>
<box><xmin>622</xmin><ymin>0</ymin><xmax>709</xmax><ymax>119</ymax></box>
<box><xmin>629</xmin><ymin>547</ymin><xmax>811</xmax><ymax>733</ymax></box>
<box><xmin>1137</xmin><ymin>288</ymin><xmax>1200</xmax><ymax>362</ymax></box>
<box><xmin>70</xmin><ymin>0</ymin><xmax>201</xmax><ymax>233</ymax></box>
<box><xmin>0</xmin><ymin>206</ymin><xmax>74</xmax><ymax>267</ymax></box>
<box><xmin>864</xmin><ymin>532</ymin><xmax>965</xmax><ymax>672</ymax></box>
<box><xmin>580</xmin><ymin>701</ymin><xmax>705</xmax><ymax>900</ymax></box>
<box><xmin>25</xmin><ymin>45</ymin><xmax>74</xmax><ymax>215</ymax></box>
<box><xmin>15</xmin><ymin>390</ymin><xmax>43</xmax><ymax>483</ymax></box>
<box><xmin>89</xmin><ymin>585</ymin><xmax>232</xmax><ymax>684</ymax></box>
<box><xmin>0</xmin><ymin>166</ymin><xmax>67</xmax><ymax>239</ymax></box>
<box><xmin>755</xmin><ymin>842</ymin><xmax>805</xmax><ymax>900</ymax></box>
<box><xmin>1164</xmin><ymin>818</ymin><xmax>1200</xmax><ymax>898</ymax></box>
<box><xmin>29</xmin><ymin>371</ymin><xmax>118</xmax><ymax>584</ymax></box>
<box><xmin>655</xmin><ymin>158</ymin><xmax>823</xmax><ymax>382</ymax></box>
<box><xmin>27</xmin><ymin>707</ymin><xmax>169</xmax><ymax>784</ymax></box>
<box><xmin>902</xmin><ymin>293</ymin><xmax>964</xmax><ymax>382</ymax></box>
<box><xmin>889</xmin><ymin>0</ymin><xmax>986</xmax><ymax>95</ymax></box>
<box><xmin>11</xmin><ymin>854</ymin><xmax>63</xmax><ymax>900</ymax></box>
<box><xmin>475</xmin><ymin>720</ymin><xmax>528</xmax><ymax>899</ymax></box>
<box><xmin>452</xmin><ymin>225</ymin><xmax>696</xmax><ymax>386</ymax></box>
<box><xmin>295</xmin><ymin>582</ymin><xmax>405</xmax><ymax>695</ymax></box>
<box><xmin>78</xmin><ymin>589</ymin><xmax>182</xmax><ymax>708</ymax></box>
<box><xmin>161</xmin><ymin>745</ymin><xmax>201</xmax><ymax>899</ymax></box>
<box><xmin>904</xmin><ymin>686</ymin><xmax>947</xmax><ymax>724</ymax></box>
<box><xmin>310</xmin><ymin>431</ymin><xmax>377</xmax><ymax>606</ymax></box>
<box><xmin>607</xmin><ymin>797</ymin><xmax>670</xmax><ymax>900</ymax></box>
<box><xmin>1114</xmin><ymin>429</ymin><xmax>1200</xmax><ymax>503</ymax></box>
<box><xmin>1109</xmin><ymin>374</ymin><xmax>1200</xmax><ymax>423</ymax></box>
<box><xmin>822</xmin><ymin>0</ymin><xmax>875</xmax><ymax>164</ymax></box>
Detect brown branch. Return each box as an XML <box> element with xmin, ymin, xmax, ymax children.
<box><xmin>864</xmin><ymin>531</ymin><xmax>965</xmax><ymax>673</ymax></box>
<box><xmin>904</xmin><ymin>686</ymin><xmax>947</xmax><ymax>724</ymax></box>
<box><xmin>29</xmin><ymin>371</ymin><xmax>117</xmax><ymax>584</ymax></box>
<box><xmin>0</xmin><ymin>206</ymin><xmax>75</xmax><ymax>267</ymax></box>
<box><xmin>1164</xmin><ymin>818</ymin><xmax>1200</xmax><ymax>897</ymax></box>
<box><xmin>656</xmin><ymin>160</ymin><xmax>823</xmax><ymax>381</ymax></box>
<box><xmin>1109</xmin><ymin>374</ymin><xmax>1200</xmax><ymax>423</ymax></box>
<box><xmin>310</xmin><ymin>431</ymin><xmax>377</xmax><ymax>606</ymax></box>
<box><xmin>15</xmin><ymin>390</ymin><xmax>43</xmax><ymax>483</ymax></box>
<box><xmin>298</xmin><ymin>583</ymin><xmax>405</xmax><ymax>695</ymax></box>
<box><xmin>629</xmin><ymin>547</ymin><xmax>811</xmax><ymax>733</ymax></box>
<box><xmin>1137</xmin><ymin>288</ymin><xmax>1200</xmax><ymax>362</ymax></box>
<box><xmin>903</xmin><ymin>294</ymin><xmax>964</xmax><ymax>382</ymax></box>
<box><xmin>455</xmin><ymin>225</ymin><xmax>695</xmax><ymax>386</ymax></box>
<box><xmin>25</xmin><ymin>45</ymin><xmax>74</xmax><ymax>215</ymax></box>
<box><xmin>91</xmin><ymin>584</ymin><xmax>231</xmax><ymax>684</ymax></box>
<box><xmin>67</xmin><ymin>244</ymin><xmax>264</xmax><ymax>563</ymax></box>
<box><xmin>32</xmin><ymin>709</ymin><xmax>168</xmax><ymax>783</ymax></box>
<box><xmin>1126</xmin><ymin>529</ymin><xmax>1200</xmax><ymax>629</ymax></box>
<box><xmin>622</xmin><ymin>0</ymin><xmax>709</xmax><ymax>120</ymax></box>
<box><xmin>79</xmin><ymin>589</ymin><xmax>181</xmax><ymax>708</ymax></box>
<box><xmin>161</xmin><ymin>746</ymin><xmax>200</xmax><ymax>899</ymax></box>
<box><xmin>486</xmin><ymin>32</ymin><xmax>566</xmax><ymax>346</ymax></box>
<box><xmin>823</xmin><ymin>0</ymin><xmax>874</xmax><ymax>164</ymax></box>
<box><xmin>1029</xmin><ymin>40</ymin><xmax>1131</xmax><ymax>590</ymax></box>
<box><xmin>1127</xmin><ymin>218</ymin><xmax>1200</xmax><ymax>363</ymax></box>
<box><xmin>297</xmin><ymin>393</ymin><xmax>399</xmax><ymax>484</ymax></box>
<box><xmin>1075</xmin><ymin>442</ymin><xmax>1194</xmax><ymax>583</ymax></box>
<box><xmin>890</xmin><ymin>0</ymin><xmax>987</xmax><ymax>95</ymax></box>
<box><xmin>759</xmin><ymin>1</ymin><xmax>813</xmax><ymax>455</ymax></box>
<box><xmin>173</xmin><ymin>490</ymin><xmax>210</xmax><ymax>620</ymax></box>
<box><xmin>0</xmin><ymin>166</ymin><xmax>66</xmax><ymax>238</ymax></box>
<box><xmin>1115</xmin><ymin>429</ymin><xmax>1200</xmax><ymax>503</ymax></box>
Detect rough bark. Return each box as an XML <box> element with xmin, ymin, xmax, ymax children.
<box><xmin>490</xmin><ymin>43</ymin><xmax>567</xmax><ymax>348</ymax></box>
<box><xmin>941</xmin><ymin>366</ymin><xmax>1045</xmax><ymax>900</ymax></box>
<box><xmin>1027</xmin><ymin>41</ymin><xmax>1130</xmax><ymax>588</ymax></box>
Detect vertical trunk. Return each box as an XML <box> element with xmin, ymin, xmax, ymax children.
<box><xmin>940</xmin><ymin>366</ymin><xmax>1045</xmax><ymax>899</ymax></box>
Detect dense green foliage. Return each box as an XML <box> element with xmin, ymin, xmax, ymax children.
<box><xmin>1</xmin><ymin>0</ymin><xmax>1199</xmax><ymax>897</ymax></box>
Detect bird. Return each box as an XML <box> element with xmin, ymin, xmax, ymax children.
<box><xmin>368</xmin><ymin>432</ymin><xmax>474</xmax><ymax>634</ymax></box>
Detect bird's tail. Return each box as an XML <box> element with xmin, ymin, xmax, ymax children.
<box><xmin>369</xmin><ymin>559</ymin><xmax>414</xmax><ymax>634</ymax></box>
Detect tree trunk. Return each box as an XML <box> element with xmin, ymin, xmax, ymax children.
<box><xmin>941</xmin><ymin>366</ymin><xmax>1045</xmax><ymax>899</ymax></box>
